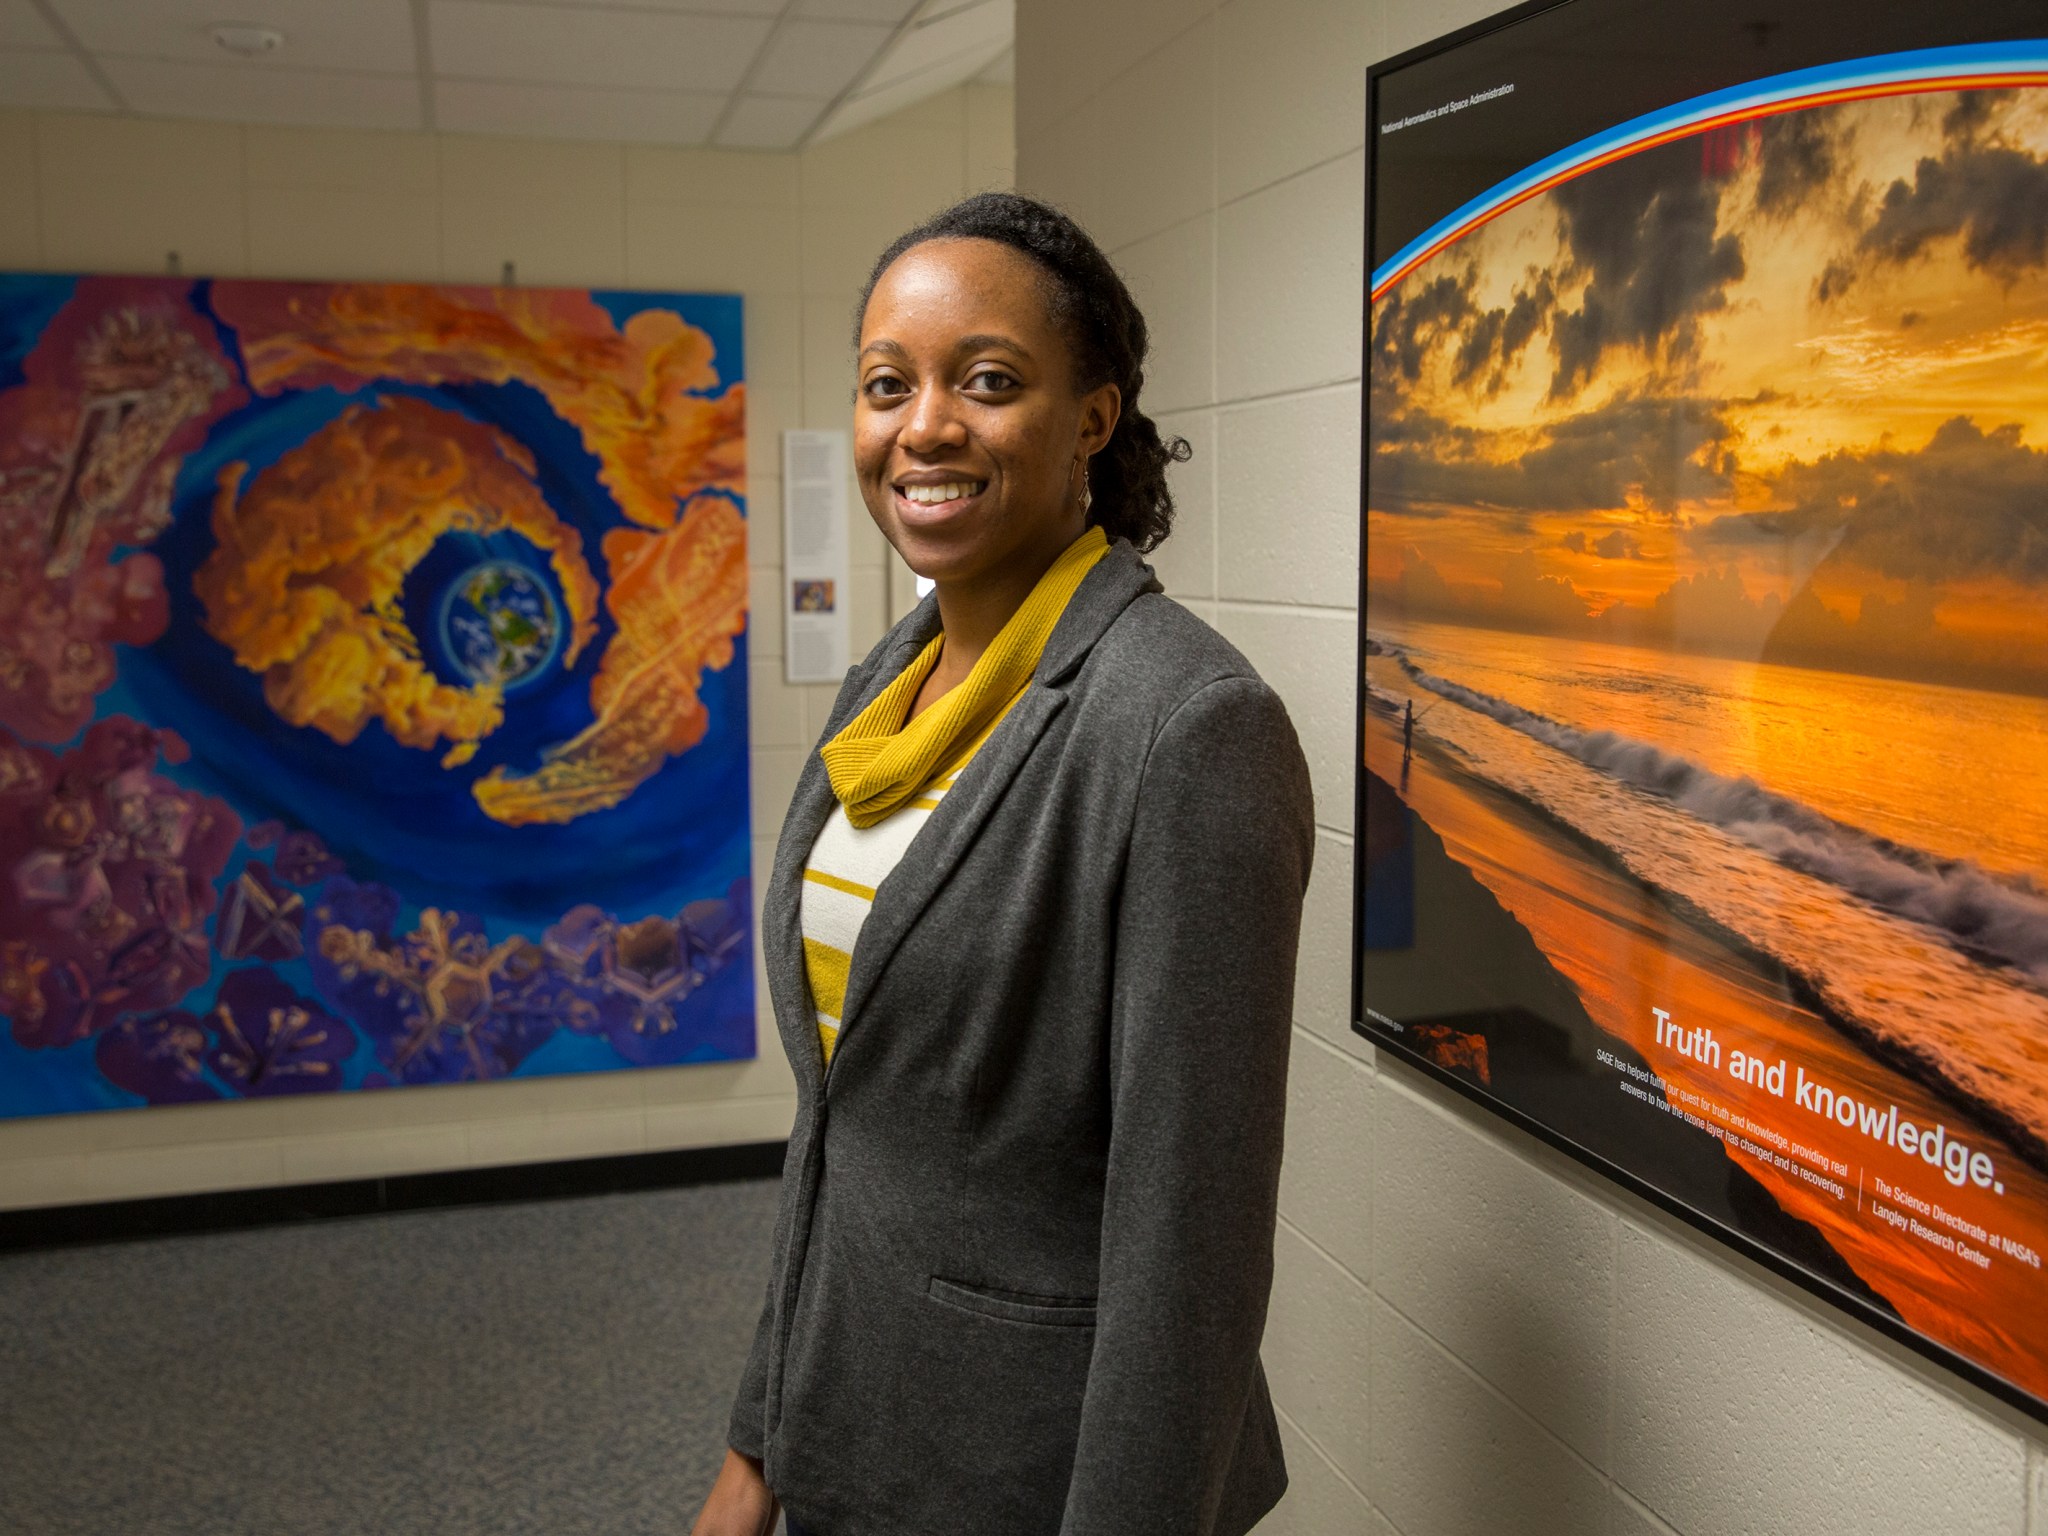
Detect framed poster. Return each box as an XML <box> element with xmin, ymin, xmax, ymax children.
<box><xmin>0</xmin><ymin>275</ymin><xmax>755</xmax><ymax>1119</ymax></box>
<box><xmin>1358</xmin><ymin>0</ymin><xmax>2048</xmax><ymax>1419</ymax></box>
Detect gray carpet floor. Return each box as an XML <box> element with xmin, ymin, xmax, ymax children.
<box><xmin>0</xmin><ymin>1178</ymin><xmax>782</xmax><ymax>1536</ymax></box>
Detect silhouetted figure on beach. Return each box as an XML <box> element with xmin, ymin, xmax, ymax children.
<box><xmin>1403</xmin><ymin>699</ymin><xmax>1414</xmax><ymax>760</ymax></box>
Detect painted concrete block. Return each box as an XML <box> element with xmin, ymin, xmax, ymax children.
<box><xmin>1266</xmin><ymin>1220</ymin><xmax>1373</xmax><ymax>1491</ymax></box>
<box><xmin>1376</xmin><ymin>1074</ymin><xmax>1615</xmax><ymax>1463</ymax></box>
<box><xmin>1218</xmin><ymin>383</ymin><xmax>1360</xmax><ymax>608</ymax></box>
<box><xmin>1371</xmin><ymin>1294</ymin><xmax>1608</xmax><ymax>1536</ymax></box>
<box><xmin>0</xmin><ymin>111</ymin><xmax>37</xmax><ymax>267</ymax></box>
<box><xmin>1151</xmin><ymin>407</ymin><xmax>1217</xmax><ymax>601</ymax></box>
<box><xmin>1279</xmin><ymin>1032</ymin><xmax>1372</xmax><ymax>1283</ymax></box>
<box><xmin>1092</xmin><ymin>19</ymin><xmax>1216</xmax><ymax>253</ymax></box>
<box><xmin>1259</xmin><ymin>1413</ymin><xmax>1384</xmax><ymax>1534</ymax></box>
<box><xmin>1295</xmin><ymin>833</ymin><xmax>1364</xmax><ymax>1061</ymax></box>
<box><xmin>1214</xmin><ymin>604</ymin><xmax>1357</xmax><ymax>835</ymax></box>
<box><xmin>1217</xmin><ymin>0</ymin><xmax>1371</xmax><ymax>204</ymax></box>
<box><xmin>1217</xmin><ymin>150</ymin><xmax>1363</xmax><ymax>400</ymax></box>
<box><xmin>1116</xmin><ymin>212</ymin><xmax>1214</xmax><ymax>414</ymax></box>
<box><xmin>37</xmin><ymin>114</ymin><xmax>248</xmax><ymax>276</ymax></box>
<box><xmin>247</xmin><ymin>186</ymin><xmax>440</xmax><ymax>282</ymax></box>
<box><xmin>1612</xmin><ymin>1221</ymin><xmax>2027</xmax><ymax>1536</ymax></box>
<box><xmin>245</xmin><ymin>124</ymin><xmax>439</xmax><ymax>194</ymax></box>
<box><xmin>625</xmin><ymin>201</ymin><xmax>802</xmax><ymax>295</ymax></box>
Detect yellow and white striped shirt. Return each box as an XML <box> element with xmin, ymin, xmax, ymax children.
<box><xmin>800</xmin><ymin>697</ymin><xmax>1018</xmax><ymax>1069</ymax></box>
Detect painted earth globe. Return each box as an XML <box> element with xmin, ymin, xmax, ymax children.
<box><xmin>441</xmin><ymin>560</ymin><xmax>560</xmax><ymax>688</ymax></box>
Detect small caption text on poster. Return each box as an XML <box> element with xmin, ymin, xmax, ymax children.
<box><xmin>1380</xmin><ymin>83</ymin><xmax>1514</xmax><ymax>135</ymax></box>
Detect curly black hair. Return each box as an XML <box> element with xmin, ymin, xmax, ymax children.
<box><xmin>855</xmin><ymin>191</ymin><xmax>1190</xmax><ymax>553</ymax></box>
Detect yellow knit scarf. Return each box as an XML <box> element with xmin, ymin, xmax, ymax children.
<box><xmin>820</xmin><ymin>526</ymin><xmax>1109</xmax><ymax>828</ymax></box>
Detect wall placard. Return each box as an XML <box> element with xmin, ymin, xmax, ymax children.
<box><xmin>782</xmin><ymin>429</ymin><xmax>853</xmax><ymax>685</ymax></box>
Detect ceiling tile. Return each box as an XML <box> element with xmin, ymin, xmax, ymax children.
<box><xmin>521</xmin><ymin>0</ymin><xmax>786</xmax><ymax>13</ymax></box>
<box><xmin>0</xmin><ymin>0</ymin><xmax>61</xmax><ymax>50</ymax></box>
<box><xmin>100</xmin><ymin>58</ymin><xmax>423</xmax><ymax>130</ymax></box>
<box><xmin>791</xmin><ymin>0</ymin><xmax>920</xmax><ymax>21</ymax></box>
<box><xmin>715</xmin><ymin>94</ymin><xmax>819</xmax><ymax>150</ymax></box>
<box><xmin>438</xmin><ymin>78</ymin><xmax>723</xmax><ymax>145</ymax></box>
<box><xmin>866</xmin><ymin>0</ymin><xmax>1008</xmax><ymax>91</ymax></box>
<box><xmin>51</xmin><ymin>0</ymin><xmax>418</xmax><ymax>74</ymax></box>
<box><xmin>750</xmin><ymin>19</ymin><xmax>890</xmax><ymax>100</ymax></box>
<box><xmin>431</xmin><ymin>1</ymin><xmax>770</xmax><ymax>94</ymax></box>
<box><xmin>815</xmin><ymin>37</ymin><xmax>1001</xmax><ymax>140</ymax></box>
<box><xmin>0</xmin><ymin>47</ymin><xmax>113</xmax><ymax>110</ymax></box>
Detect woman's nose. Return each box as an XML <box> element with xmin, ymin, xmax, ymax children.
<box><xmin>899</xmin><ymin>384</ymin><xmax>968</xmax><ymax>454</ymax></box>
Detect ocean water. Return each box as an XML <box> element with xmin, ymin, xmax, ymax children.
<box><xmin>1365</xmin><ymin>619</ymin><xmax>2048</xmax><ymax>1151</ymax></box>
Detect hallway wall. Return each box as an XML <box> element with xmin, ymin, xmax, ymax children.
<box><xmin>0</xmin><ymin>84</ymin><xmax>1012</xmax><ymax>1211</ymax></box>
<box><xmin>1010</xmin><ymin>1</ymin><xmax>2048</xmax><ymax>1531</ymax></box>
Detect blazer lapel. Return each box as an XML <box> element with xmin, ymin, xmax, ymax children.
<box><xmin>762</xmin><ymin>748</ymin><xmax>835</xmax><ymax>1082</ymax></box>
<box><xmin>761</xmin><ymin>609</ymin><xmax>939</xmax><ymax>1081</ymax></box>
<box><xmin>827</xmin><ymin>542</ymin><xmax>1162</xmax><ymax>1074</ymax></box>
<box><xmin>830</xmin><ymin>683</ymin><xmax>1066</xmax><ymax>1056</ymax></box>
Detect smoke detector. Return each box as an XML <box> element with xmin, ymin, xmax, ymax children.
<box><xmin>210</xmin><ymin>23</ymin><xmax>286</xmax><ymax>58</ymax></box>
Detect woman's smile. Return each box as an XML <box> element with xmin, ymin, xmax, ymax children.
<box><xmin>892</xmin><ymin>474</ymin><xmax>991</xmax><ymax>526</ymax></box>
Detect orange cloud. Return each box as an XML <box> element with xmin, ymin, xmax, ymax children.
<box><xmin>211</xmin><ymin>282</ymin><xmax>745</xmax><ymax>530</ymax></box>
<box><xmin>473</xmin><ymin>494</ymin><xmax>748</xmax><ymax>826</ymax></box>
<box><xmin>195</xmin><ymin>396</ymin><xmax>601</xmax><ymax>760</ymax></box>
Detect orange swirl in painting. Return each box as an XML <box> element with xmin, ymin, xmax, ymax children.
<box><xmin>194</xmin><ymin>395</ymin><xmax>601</xmax><ymax>766</ymax></box>
<box><xmin>472</xmin><ymin>494</ymin><xmax>748</xmax><ymax>826</ymax></box>
<box><xmin>209</xmin><ymin>282</ymin><xmax>746</xmax><ymax>528</ymax></box>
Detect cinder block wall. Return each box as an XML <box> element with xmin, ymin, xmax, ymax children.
<box><xmin>1011</xmin><ymin>1</ymin><xmax>2048</xmax><ymax>1531</ymax></box>
<box><xmin>0</xmin><ymin>84</ymin><xmax>1012</xmax><ymax>1210</ymax></box>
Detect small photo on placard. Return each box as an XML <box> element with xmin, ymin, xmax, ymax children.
<box><xmin>793</xmin><ymin>579</ymin><xmax>836</xmax><ymax>614</ymax></box>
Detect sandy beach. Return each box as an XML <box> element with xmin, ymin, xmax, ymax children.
<box><xmin>1363</xmin><ymin>697</ymin><xmax>2048</xmax><ymax>1403</ymax></box>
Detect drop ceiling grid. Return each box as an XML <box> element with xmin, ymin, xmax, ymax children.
<box><xmin>2</xmin><ymin>0</ymin><xmax>1006</xmax><ymax>151</ymax></box>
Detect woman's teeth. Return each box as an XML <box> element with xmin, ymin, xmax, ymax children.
<box><xmin>900</xmin><ymin>481</ymin><xmax>983</xmax><ymax>505</ymax></box>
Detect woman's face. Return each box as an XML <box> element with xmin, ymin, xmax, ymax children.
<box><xmin>854</xmin><ymin>238</ymin><xmax>1119</xmax><ymax>587</ymax></box>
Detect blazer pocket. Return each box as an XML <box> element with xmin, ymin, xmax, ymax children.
<box><xmin>927</xmin><ymin>1275</ymin><xmax>1099</xmax><ymax>1329</ymax></box>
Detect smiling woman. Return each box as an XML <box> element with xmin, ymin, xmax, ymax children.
<box><xmin>691</xmin><ymin>193</ymin><xmax>1314</xmax><ymax>1536</ymax></box>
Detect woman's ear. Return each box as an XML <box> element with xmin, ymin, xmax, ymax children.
<box><xmin>1078</xmin><ymin>381</ymin><xmax>1121</xmax><ymax>459</ymax></box>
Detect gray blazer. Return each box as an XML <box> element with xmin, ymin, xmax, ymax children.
<box><xmin>728</xmin><ymin>540</ymin><xmax>1315</xmax><ymax>1536</ymax></box>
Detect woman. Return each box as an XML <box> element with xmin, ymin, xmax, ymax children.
<box><xmin>692</xmin><ymin>192</ymin><xmax>1313</xmax><ymax>1536</ymax></box>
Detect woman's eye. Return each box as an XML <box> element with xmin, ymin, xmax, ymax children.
<box><xmin>967</xmin><ymin>368</ymin><xmax>1017</xmax><ymax>392</ymax></box>
<box><xmin>863</xmin><ymin>375</ymin><xmax>909</xmax><ymax>401</ymax></box>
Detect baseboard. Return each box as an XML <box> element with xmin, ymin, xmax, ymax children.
<box><xmin>0</xmin><ymin>1139</ymin><xmax>790</xmax><ymax>1253</ymax></box>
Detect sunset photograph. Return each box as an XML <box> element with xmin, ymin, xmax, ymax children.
<box><xmin>1365</xmin><ymin>80</ymin><xmax>2048</xmax><ymax>1401</ymax></box>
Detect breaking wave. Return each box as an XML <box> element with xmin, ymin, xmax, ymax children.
<box><xmin>1388</xmin><ymin>650</ymin><xmax>2048</xmax><ymax>985</ymax></box>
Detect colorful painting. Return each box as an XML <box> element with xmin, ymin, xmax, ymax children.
<box><xmin>1363</xmin><ymin>14</ymin><xmax>2048</xmax><ymax>1419</ymax></box>
<box><xmin>0</xmin><ymin>275</ymin><xmax>754</xmax><ymax>1119</ymax></box>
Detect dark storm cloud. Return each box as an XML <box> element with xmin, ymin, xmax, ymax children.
<box><xmin>1593</xmin><ymin>529</ymin><xmax>1644</xmax><ymax>559</ymax></box>
<box><xmin>1451</xmin><ymin>274</ymin><xmax>1556</xmax><ymax>394</ymax></box>
<box><xmin>1700</xmin><ymin>416</ymin><xmax>2048</xmax><ymax>582</ymax></box>
<box><xmin>1372</xmin><ymin>392</ymin><xmax>1737</xmax><ymax>515</ymax></box>
<box><xmin>1860</xmin><ymin>140</ymin><xmax>2048</xmax><ymax>282</ymax></box>
<box><xmin>1516</xmin><ymin>393</ymin><xmax>1737</xmax><ymax>511</ymax></box>
<box><xmin>1814</xmin><ymin>92</ymin><xmax>2048</xmax><ymax>296</ymax></box>
<box><xmin>1371</xmin><ymin>270</ymin><xmax>1478</xmax><ymax>389</ymax></box>
<box><xmin>1547</xmin><ymin>141</ymin><xmax>1747</xmax><ymax>399</ymax></box>
<box><xmin>1812</xmin><ymin>258</ymin><xmax>1856</xmax><ymax>304</ymax></box>
<box><xmin>1942</xmin><ymin>88</ymin><xmax>2014</xmax><ymax>145</ymax></box>
<box><xmin>1373</xmin><ymin>266</ymin><xmax>1554</xmax><ymax>401</ymax></box>
<box><xmin>1753</xmin><ymin>108</ymin><xmax>1847</xmax><ymax>217</ymax></box>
